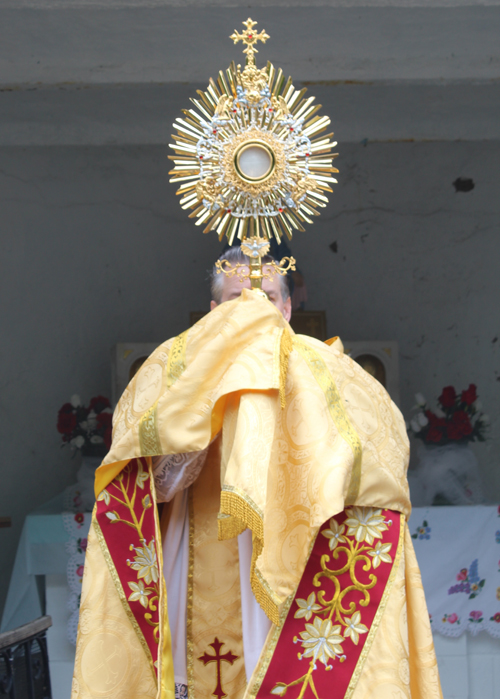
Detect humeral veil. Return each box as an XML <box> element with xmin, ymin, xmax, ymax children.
<box><xmin>71</xmin><ymin>290</ymin><xmax>443</xmax><ymax>699</ymax></box>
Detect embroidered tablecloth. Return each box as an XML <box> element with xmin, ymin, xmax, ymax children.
<box><xmin>408</xmin><ymin>505</ymin><xmax>500</xmax><ymax>638</ymax></box>
<box><xmin>0</xmin><ymin>487</ymin><xmax>91</xmax><ymax>644</ymax></box>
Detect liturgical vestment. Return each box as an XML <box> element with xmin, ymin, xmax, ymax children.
<box><xmin>71</xmin><ymin>289</ymin><xmax>443</xmax><ymax>699</ymax></box>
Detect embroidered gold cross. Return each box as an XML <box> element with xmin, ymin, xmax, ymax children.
<box><xmin>230</xmin><ymin>18</ymin><xmax>270</xmax><ymax>64</ymax></box>
<box><xmin>198</xmin><ymin>637</ymin><xmax>239</xmax><ymax>699</ymax></box>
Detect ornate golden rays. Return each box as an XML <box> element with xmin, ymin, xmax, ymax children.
<box><xmin>169</xmin><ymin>18</ymin><xmax>338</xmax><ymax>246</ymax></box>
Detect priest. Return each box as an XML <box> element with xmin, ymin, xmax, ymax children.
<box><xmin>72</xmin><ymin>17</ymin><xmax>442</xmax><ymax>699</ymax></box>
<box><xmin>71</xmin><ymin>246</ymin><xmax>442</xmax><ymax>699</ymax></box>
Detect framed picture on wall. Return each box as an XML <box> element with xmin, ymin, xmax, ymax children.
<box><xmin>343</xmin><ymin>341</ymin><xmax>400</xmax><ymax>406</ymax></box>
<box><xmin>112</xmin><ymin>342</ymin><xmax>159</xmax><ymax>406</ymax></box>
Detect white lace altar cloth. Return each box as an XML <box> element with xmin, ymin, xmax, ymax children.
<box><xmin>409</xmin><ymin>505</ymin><xmax>500</xmax><ymax>638</ymax></box>
<box><xmin>63</xmin><ymin>484</ymin><xmax>92</xmax><ymax>644</ymax></box>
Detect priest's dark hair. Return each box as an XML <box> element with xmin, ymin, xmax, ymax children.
<box><xmin>210</xmin><ymin>247</ymin><xmax>291</xmax><ymax>305</ymax></box>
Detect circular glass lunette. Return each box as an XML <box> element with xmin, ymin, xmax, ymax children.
<box><xmin>234</xmin><ymin>141</ymin><xmax>276</xmax><ymax>183</ymax></box>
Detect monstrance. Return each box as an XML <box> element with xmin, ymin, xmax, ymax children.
<box><xmin>169</xmin><ymin>18</ymin><xmax>338</xmax><ymax>290</ymax></box>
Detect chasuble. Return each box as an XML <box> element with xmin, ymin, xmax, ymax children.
<box><xmin>71</xmin><ymin>289</ymin><xmax>442</xmax><ymax>699</ymax></box>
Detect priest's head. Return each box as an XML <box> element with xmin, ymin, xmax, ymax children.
<box><xmin>210</xmin><ymin>247</ymin><xmax>292</xmax><ymax>321</ymax></box>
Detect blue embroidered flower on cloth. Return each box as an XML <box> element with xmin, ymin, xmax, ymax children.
<box><xmin>412</xmin><ymin>520</ymin><xmax>431</xmax><ymax>540</ymax></box>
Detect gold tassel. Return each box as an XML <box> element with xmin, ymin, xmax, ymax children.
<box><xmin>279</xmin><ymin>327</ymin><xmax>293</xmax><ymax>409</ymax></box>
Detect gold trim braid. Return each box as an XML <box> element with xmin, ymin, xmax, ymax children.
<box><xmin>166</xmin><ymin>330</ymin><xmax>188</xmax><ymax>388</ymax></box>
<box><xmin>217</xmin><ymin>512</ymin><xmax>247</xmax><ymax>540</ymax></box>
<box><xmin>279</xmin><ymin>327</ymin><xmax>293</xmax><ymax>409</ymax></box>
<box><xmin>150</xmin><ymin>464</ymin><xmax>175</xmax><ymax>699</ymax></box>
<box><xmin>293</xmin><ymin>338</ymin><xmax>363</xmax><ymax>504</ymax></box>
<box><xmin>251</xmin><ymin>551</ymin><xmax>283</xmax><ymax>626</ymax></box>
<box><xmin>93</xmin><ymin>516</ymin><xmax>157</xmax><ymax>684</ymax></box>
<box><xmin>139</xmin><ymin>329</ymin><xmax>189</xmax><ymax>456</ymax></box>
<box><xmin>219</xmin><ymin>487</ymin><xmax>264</xmax><ymax>540</ymax></box>
<box><xmin>139</xmin><ymin>402</ymin><xmax>161</xmax><ymax>456</ymax></box>
<box><xmin>344</xmin><ymin>513</ymin><xmax>405</xmax><ymax>699</ymax></box>
<box><xmin>186</xmin><ymin>486</ymin><xmax>195</xmax><ymax>699</ymax></box>
<box><xmin>219</xmin><ymin>488</ymin><xmax>282</xmax><ymax>625</ymax></box>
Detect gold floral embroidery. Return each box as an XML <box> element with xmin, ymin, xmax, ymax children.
<box><xmin>368</xmin><ymin>542</ymin><xmax>392</xmax><ymax>569</ymax></box>
<box><xmin>342</xmin><ymin>612</ymin><xmax>368</xmax><ymax>645</ymax></box>
<box><xmin>97</xmin><ymin>488</ymin><xmax>110</xmax><ymax>505</ymax></box>
<box><xmin>344</xmin><ymin>514</ymin><xmax>404</xmax><ymax>699</ymax></box>
<box><xmin>299</xmin><ymin>617</ymin><xmax>344</xmax><ymax>663</ymax></box>
<box><xmin>247</xmin><ymin>534</ymin><xmax>320</xmax><ymax>699</ymax></box>
<box><xmin>344</xmin><ymin>507</ymin><xmax>388</xmax><ymax>545</ymax></box>
<box><xmin>92</xmin><ymin>518</ymin><xmax>157</xmax><ymax>682</ymax></box>
<box><xmin>321</xmin><ymin>520</ymin><xmax>347</xmax><ymax>551</ymax></box>
<box><xmin>128</xmin><ymin>540</ymin><xmax>159</xmax><ymax>585</ymax></box>
<box><xmin>294</xmin><ymin>593</ymin><xmax>322</xmax><ymax>622</ymax></box>
<box><xmin>128</xmin><ymin>580</ymin><xmax>152</xmax><ymax>608</ymax></box>
<box><xmin>270</xmin><ymin>507</ymin><xmax>396</xmax><ymax>699</ymax></box>
<box><xmin>103</xmin><ymin>462</ymin><xmax>161</xmax><ymax>643</ymax></box>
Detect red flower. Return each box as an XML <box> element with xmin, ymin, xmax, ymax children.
<box><xmin>426</xmin><ymin>427</ymin><xmax>443</xmax><ymax>443</ymax></box>
<box><xmin>447</xmin><ymin>424</ymin><xmax>465</xmax><ymax>441</ymax></box>
<box><xmin>57</xmin><ymin>412</ymin><xmax>77</xmax><ymax>435</ymax></box>
<box><xmin>58</xmin><ymin>402</ymin><xmax>73</xmax><ymax>414</ymax></box>
<box><xmin>456</xmin><ymin>569</ymin><xmax>468</xmax><ymax>581</ymax></box>
<box><xmin>425</xmin><ymin>411</ymin><xmax>447</xmax><ymax>427</ymax></box>
<box><xmin>89</xmin><ymin>395</ymin><xmax>111</xmax><ymax>413</ymax></box>
<box><xmin>461</xmin><ymin>384</ymin><xmax>477</xmax><ymax>406</ymax></box>
<box><xmin>439</xmin><ymin>386</ymin><xmax>456</xmax><ymax>408</ymax></box>
<box><xmin>97</xmin><ymin>412</ymin><xmax>112</xmax><ymax>429</ymax></box>
<box><xmin>493</xmin><ymin>613</ymin><xmax>500</xmax><ymax>623</ymax></box>
<box><xmin>104</xmin><ymin>426</ymin><xmax>112</xmax><ymax>450</ymax></box>
<box><xmin>80</xmin><ymin>538</ymin><xmax>88</xmax><ymax>551</ymax></box>
<box><xmin>452</xmin><ymin>410</ymin><xmax>472</xmax><ymax>436</ymax></box>
<box><xmin>425</xmin><ymin>410</ymin><xmax>438</xmax><ymax>424</ymax></box>
<box><xmin>74</xmin><ymin>513</ymin><xmax>84</xmax><ymax>524</ymax></box>
<box><xmin>76</xmin><ymin>565</ymin><xmax>85</xmax><ymax>578</ymax></box>
<box><xmin>447</xmin><ymin>613</ymin><xmax>458</xmax><ymax>624</ymax></box>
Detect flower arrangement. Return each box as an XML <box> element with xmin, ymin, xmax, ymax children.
<box><xmin>57</xmin><ymin>394</ymin><xmax>112</xmax><ymax>454</ymax></box>
<box><xmin>407</xmin><ymin>384</ymin><xmax>489</xmax><ymax>446</ymax></box>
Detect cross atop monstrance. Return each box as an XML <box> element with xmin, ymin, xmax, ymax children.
<box><xmin>169</xmin><ymin>17</ymin><xmax>338</xmax><ymax>292</ymax></box>
<box><xmin>230</xmin><ymin>18</ymin><xmax>270</xmax><ymax>63</ymax></box>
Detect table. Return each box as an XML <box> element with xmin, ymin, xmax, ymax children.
<box><xmin>2</xmin><ymin>500</ymin><xmax>500</xmax><ymax>699</ymax></box>
<box><xmin>0</xmin><ymin>490</ymin><xmax>91</xmax><ymax>699</ymax></box>
<box><xmin>409</xmin><ymin>505</ymin><xmax>500</xmax><ymax>699</ymax></box>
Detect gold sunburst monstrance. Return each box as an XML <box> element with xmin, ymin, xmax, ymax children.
<box><xmin>168</xmin><ymin>18</ymin><xmax>339</xmax><ymax>246</ymax></box>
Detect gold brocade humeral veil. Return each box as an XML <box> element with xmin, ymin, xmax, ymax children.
<box><xmin>99</xmin><ymin>290</ymin><xmax>411</xmax><ymax>617</ymax></box>
<box><xmin>73</xmin><ymin>290</ymin><xmax>441</xmax><ymax>699</ymax></box>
